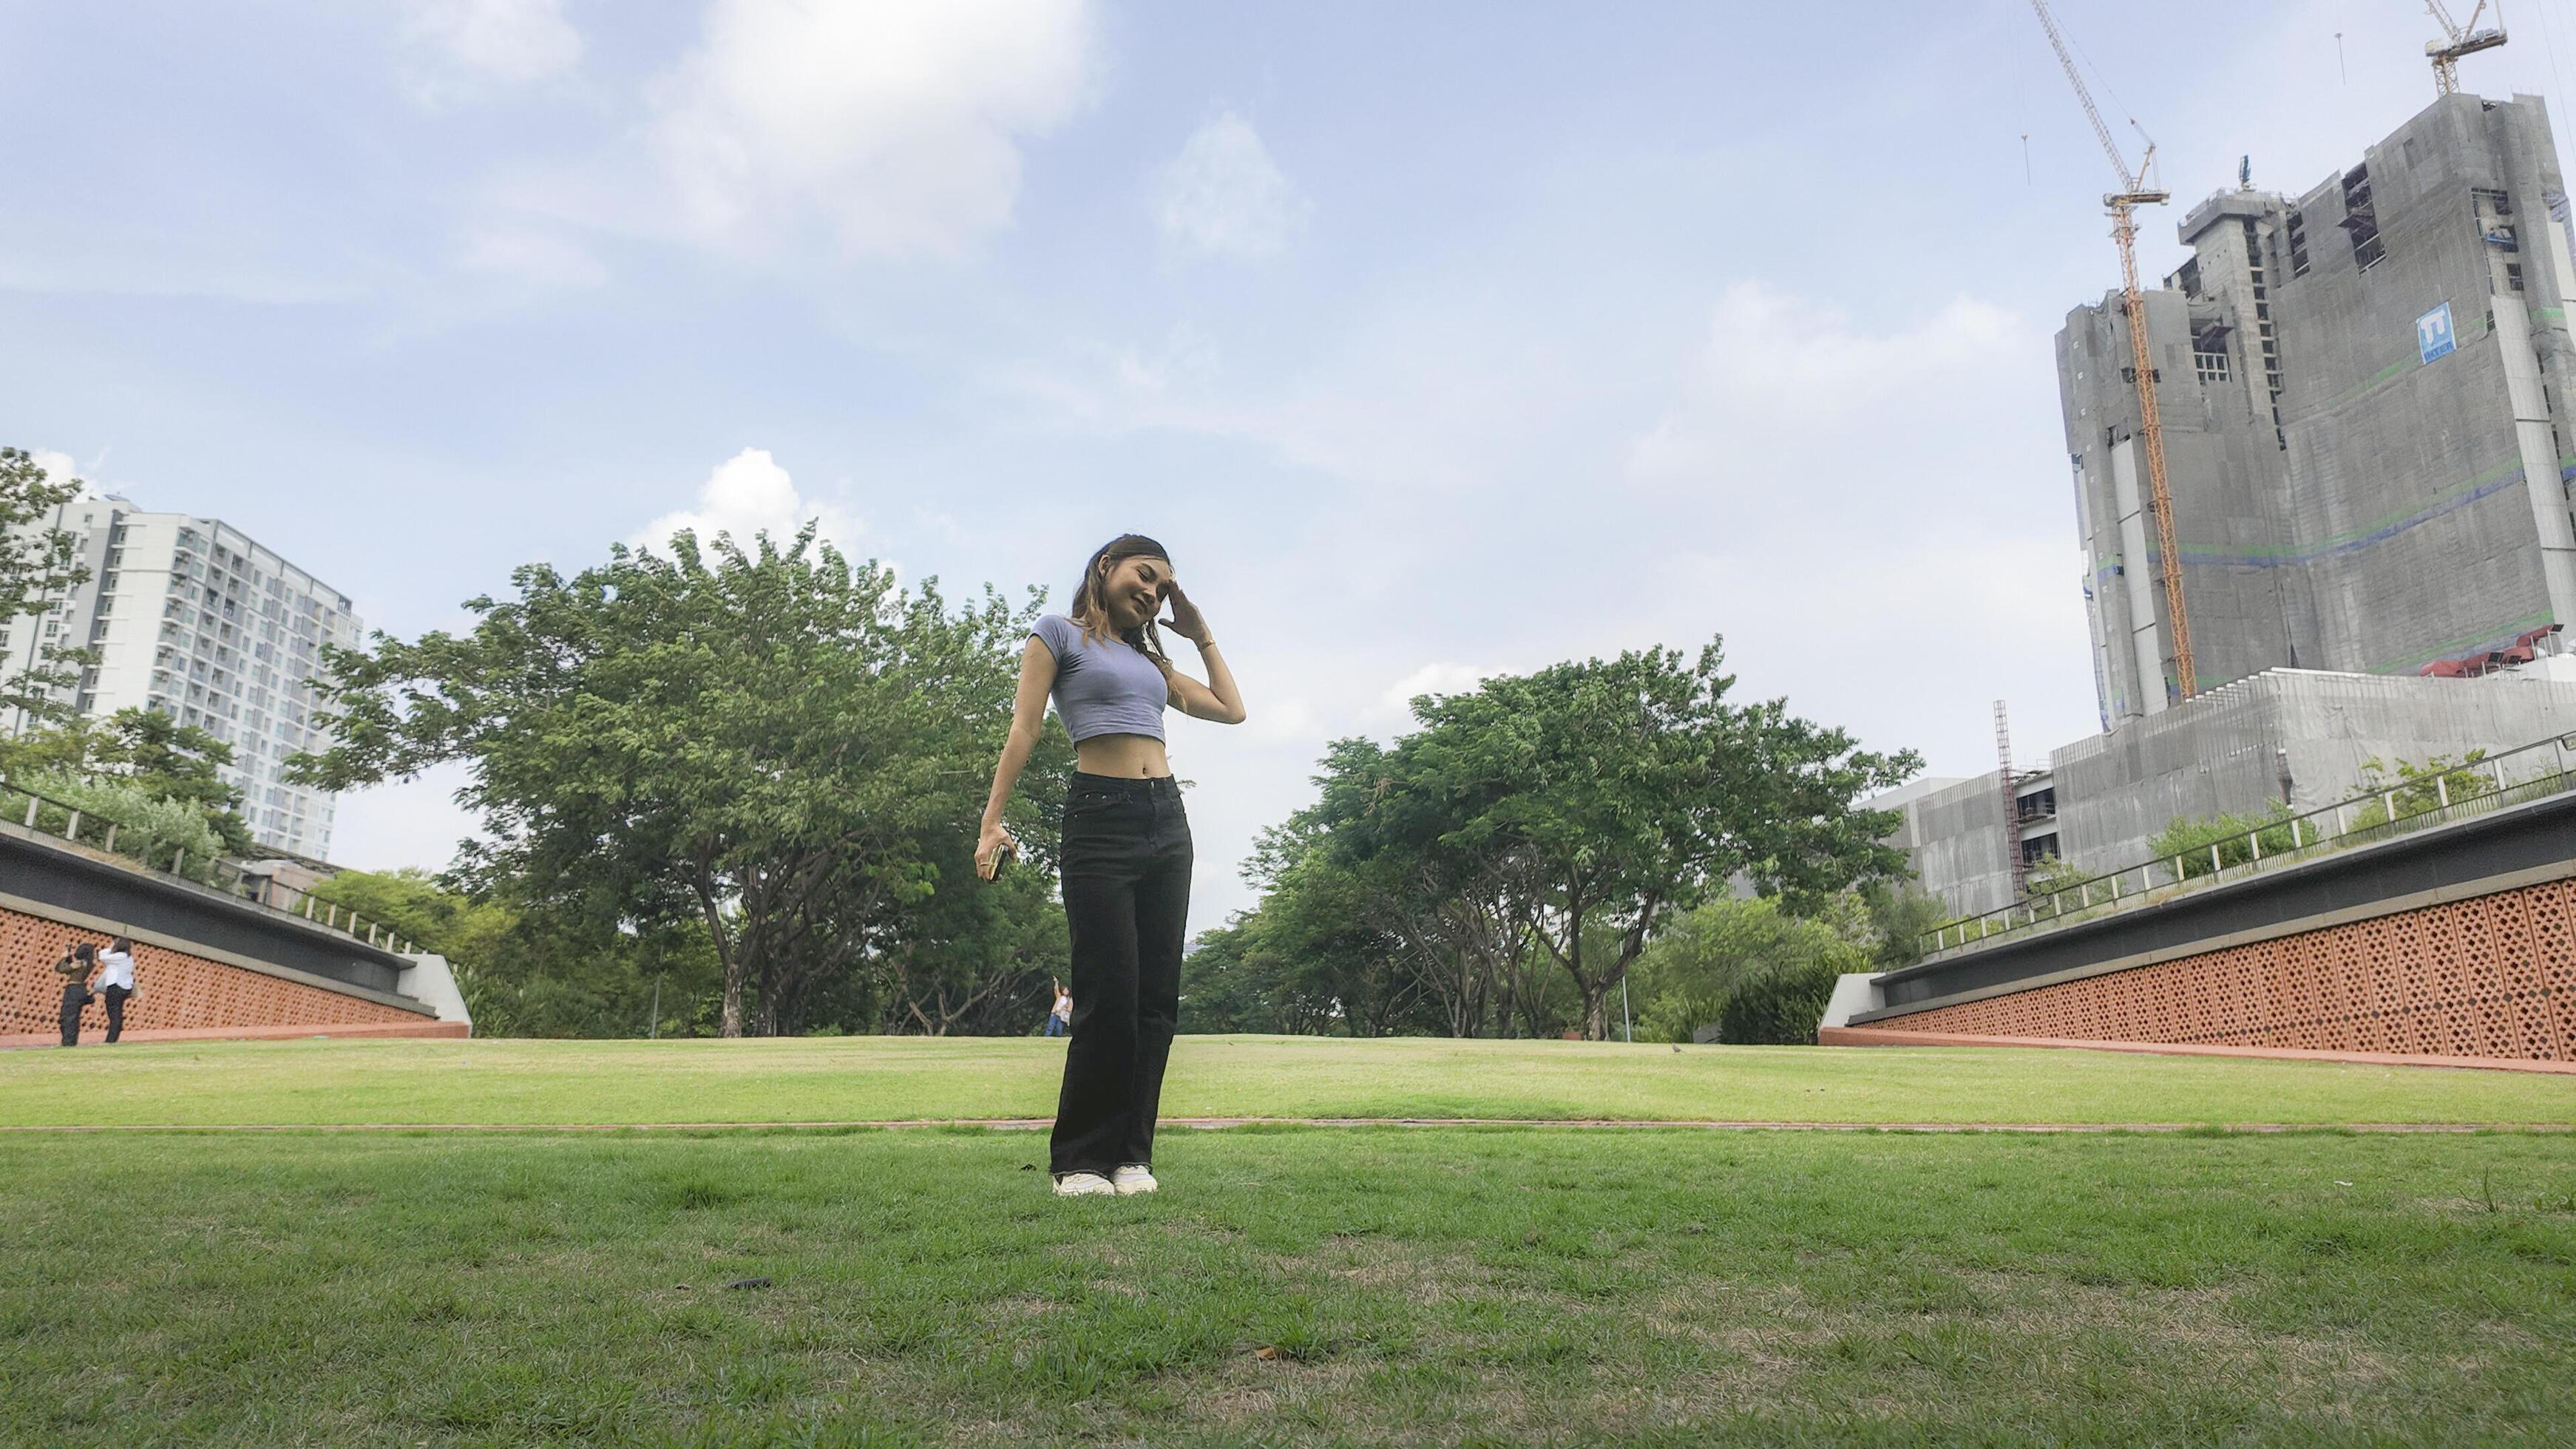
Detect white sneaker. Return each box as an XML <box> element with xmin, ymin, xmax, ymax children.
<box><xmin>1111</xmin><ymin>1165</ymin><xmax>1159</xmax><ymax>1195</ymax></box>
<box><xmin>1053</xmin><ymin>1172</ymin><xmax>1115</xmax><ymax>1198</ymax></box>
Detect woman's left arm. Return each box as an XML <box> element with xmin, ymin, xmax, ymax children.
<box><xmin>1159</xmin><ymin>582</ymin><xmax>1247</xmax><ymax>724</ymax></box>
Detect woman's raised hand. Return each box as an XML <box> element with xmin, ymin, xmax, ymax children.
<box><xmin>1159</xmin><ymin>580</ymin><xmax>1210</xmax><ymax>644</ymax></box>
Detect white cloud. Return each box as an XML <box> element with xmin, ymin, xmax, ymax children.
<box><xmin>652</xmin><ymin>0</ymin><xmax>1094</xmax><ymax>259</ymax></box>
<box><xmin>1366</xmin><ymin>661</ymin><xmax>1498</xmax><ymax>726</ymax></box>
<box><xmin>1155</xmin><ymin>112</ymin><xmax>1310</xmax><ymax>259</ymax></box>
<box><xmin>1629</xmin><ymin>281</ymin><xmax>2024</xmax><ymax>481</ymax></box>
<box><xmin>631</xmin><ymin>447</ymin><xmax>864</xmax><ymax>553</ymax></box>
<box><xmin>30</xmin><ymin>449</ymin><xmax>83</xmax><ymax>489</ymax></box>
<box><xmin>453</xmin><ymin>228</ymin><xmax>608</xmax><ymax>288</ymax></box>
<box><xmin>402</xmin><ymin>0</ymin><xmax>583</xmax><ymax>84</ymax></box>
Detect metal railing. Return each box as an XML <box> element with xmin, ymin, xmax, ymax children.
<box><xmin>1918</xmin><ymin>730</ymin><xmax>2576</xmax><ymax>957</ymax></box>
<box><xmin>0</xmin><ymin>776</ymin><xmax>420</xmax><ymax>957</ymax></box>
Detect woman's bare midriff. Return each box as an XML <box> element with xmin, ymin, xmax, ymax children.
<box><xmin>1075</xmin><ymin>733</ymin><xmax>1172</xmax><ymax>779</ymax></box>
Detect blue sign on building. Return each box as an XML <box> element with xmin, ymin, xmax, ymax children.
<box><xmin>2417</xmin><ymin>301</ymin><xmax>2456</xmax><ymax>364</ymax></box>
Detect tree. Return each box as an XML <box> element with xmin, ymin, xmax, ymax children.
<box><xmin>292</xmin><ymin>527</ymin><xmax>1072</xmax><ymax>1036</ymax></box>
<box><xmin>0</xmin><ymin>770</ymin><xmax>227</xmax><ymax>879</ymax></box>
<box><xmin>1628</xmin><ymin>897</ymin><xmax>1870</xmax><ymax>1044</ymax></box>
<box><xmin>1287</xmin><ymin>737</ymin><xmax>1531</xmax><ymax>1038</ymax></box>
<box><xmin>43</xmin><ymin>708</ymin><xmax>255</xmax><ymax>854</ymax></box>
<box><xmin>1178</xmin><ymin>909</ymin><xmax>1348</xmax><ymax>1036</ymax></box>
<box><xmin>1857</xmin><ymin>881</ymin><xmax>1949</xmax><ymax>970</ymax></box>
<box><xmin>303</xmin><ymin>867</ymin><xmax>722</xmax><ymax>1039</ymax></box>
<box><xmin>0</xmin><ymin>446</ymin><xmax>90</xmax><ymax>725</ymax></box>
<box><xmin>1329</xmin><ymin>641</ymin><xmax>1918</xmax><ymax>1039</ymax></box>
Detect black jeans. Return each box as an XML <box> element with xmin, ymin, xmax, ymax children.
<box><xmin>1051</xmin><ymin>773</ymin><xmax>1193</xmax><ymax>1178</ymax></box>
<box><xmin>102</xmin><ymin>985</ymin><xmax>130</xmax><ymax>1043</ymax></box>
<box><xmin>59</xmin><ymin>983</ymin><xmax>87</xmax><ymax>1047</ymax></box>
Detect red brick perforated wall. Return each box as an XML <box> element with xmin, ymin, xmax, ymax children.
<box><xmin>1888</xmin><ymin>878</ymin><xmax>2576</xmax><ymax>1062</ymax></box>
<box><xmin>2</xmin><ymin>904</ymin><xmax>430</xmax><ymax>1039</ymax></box>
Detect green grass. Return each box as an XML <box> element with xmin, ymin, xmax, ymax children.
<box><xmin>4</xmin><ymin>1034</ymin><xmax>2572</xmax><ymax>1128</ymax></box>
<box><xmin>4</xmin><ymin>1127</ymin><xmax>2574</xmax><ymax>1445</ymax></box>
<box><xmin>6</xmin><ymin>1039</ymin><xmax>2570</xmax><ymax>1442</ymax></box>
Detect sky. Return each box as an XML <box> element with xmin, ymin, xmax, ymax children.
<box><xmin>10</xmin><ymin>0</ymin><xmax>2576</xmax><ymax>930</ymax></box>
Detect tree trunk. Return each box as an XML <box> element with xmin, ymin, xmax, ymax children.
<box><xmin>697</xmin><ymin>872</ymin><xmax>745</xmax><ymax>1039</ymax></box>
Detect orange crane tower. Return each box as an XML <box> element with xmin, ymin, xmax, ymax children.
<box><xmin>2029</xmin><ymin>0</ymin><xmax>2195</xmax><ymax>702</ymax></box>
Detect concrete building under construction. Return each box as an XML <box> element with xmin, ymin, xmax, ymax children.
<box><xmin>2061</xmin><ymin>91</ymin><xmax>2576</xmax><ymax>721</ymax></box>
<box><xmin>1891</xmin><ymin>90</ymin><xmax>2576</xmax><ymax>918</ymax></box>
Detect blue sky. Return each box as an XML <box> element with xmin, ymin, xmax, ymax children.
<box><xmin>10</xmin><ymin>0</ymin><xmax>2574</xmax><ymax>928</ymax></box>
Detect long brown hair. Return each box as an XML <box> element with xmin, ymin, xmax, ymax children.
<box><xmin>1070</xmin><ymin>533</ymin><xmax>1173</xmax><ymax>666</ymax></box>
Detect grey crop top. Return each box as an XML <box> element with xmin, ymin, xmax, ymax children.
<box><xmin>1032</xmin><ymin>614</ymin><xmax>1168</xmax><ymax>743</ymax></box>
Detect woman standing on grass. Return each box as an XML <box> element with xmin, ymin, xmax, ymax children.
<box><xmin>977</xmin><ymin>535</ymin><xmax>1246</xmax><ymax>1198</ymax></box>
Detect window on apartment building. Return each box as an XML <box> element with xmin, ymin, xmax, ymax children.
<box><xmin>2508</xmin><ymin>262</ymin><xmax>2526</xmax><ymax>291</ymax></box>
<box><xmin>2286</xmin><ymin>208</ymin><xmax>2311</xmax><ymax>276</ymax></box>
<box><xmin>2194</xmin><ymin>348</ymin><xmax>2231</xmax><ymax>381</ymax></box>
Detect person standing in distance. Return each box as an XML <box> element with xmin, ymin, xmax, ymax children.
<box><xmin>55</xmin><ymin>942</ymin><xmax>96</xmax><ymax>1048</ymax></box>
<box><xmin>95</xmin><ymin>937</ymin><xmax>138</xmax><ymax>1043</ymax></box>
<box><xmin>1044</xmin><ymin>977</ymin><xmax>1073</xmax><ymax>1038</ymax></box>
<box><xmin>976</xmin><ymin>535</ymin><xmax>1247</xmax><ymax>1198</ymax></box>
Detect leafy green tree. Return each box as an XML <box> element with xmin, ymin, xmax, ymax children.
<box><xmin>1285</xmin><ymin>738</ymin><xmax>1532</xmax><ymax>1038</ymax></box>
<box><xmin>1180</xmin><ymin>915</ymin><xmax>1291</xmax><ymax>1034</ymax></box>
<box><xmin>1</xmin><ymin>709</ymin><xmax>254</xmax><ymax>855</ymax></box>
<box><xmin>0</xmin><ymin>446</ymin><xmax>91</xmax><ymax>724</ymax></box>
<box><xmin>1323</xmin><ymin>641</ymin><xmax>1917</xmax><ymax>1039</ymax></box>
<box><xmin>292</xmin><ymin>528</ymin><xmax>1071</xmax><ymax>1036</ymax></box>
<box><xmin>1857</xmin><ymin>881</ymin><xmax>1949</xmax><ymax>970</ymax></box>
<box><xmin>302</xmin><ymin>867</ymin><xmax>721</xmax><ymax>1039</ymax></box>
<box><xmin>63</xmin><ymin>708</ymin><xmax>254</xmax><ymax>852</ymax></box>
<box><xmin>1627</xmin><ymin>897</ymin><xmax>1868</xmax><ymax>1044</ymax></box>
<box><xmin>0</xmin><ymin>770</ymin><xmax>227</xmax><ymax>879</ymax></box>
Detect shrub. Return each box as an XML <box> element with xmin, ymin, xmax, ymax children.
<box><xmin>2149</xmin><ymin>803</ymin><xmax>2299</xmax><ymax>880</ymax></box>
<box><xmin>1717</xmin><ymin>956</ymin><xmax>1845</xmax><ymax>1046</ymax></box>
<box><xmin>1</xmin><ymin>770</ymin><xmax>227</xmax><ymax>880</ymax></box>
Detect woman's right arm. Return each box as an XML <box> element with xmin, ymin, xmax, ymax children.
<box><xmin>977</xmin><ymin>637</ymin><xmax>1059</xmax><ymax>880</ymax></box>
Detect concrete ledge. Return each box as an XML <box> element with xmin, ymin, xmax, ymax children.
<box><xmin>1</xmin><ymin>1020</ymin><xmax>470</xmax><ymax>1051</ymax></box>
<box><xmin>1867</xmin><ymin>789</ymin><xmax>2576</xmax><ymax>1021</ymax></box>
<box><xmin>0</xmin><ymin>825</ymin><xmax>420</xmax><ymax>999</ymax></box>
<box><xmin>1817</xmin><ymin>1025</ymin><xmax>2576</xmax><ymax>1075</ymax></box>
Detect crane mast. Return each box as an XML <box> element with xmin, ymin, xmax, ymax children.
<box><xmin>2426</xmin><ymin>1</ymin><xmax>2507</xmax><ymax>96</ymax></box>
<box><xmin>2029</xmin><ymin>0</ymin><xmax>2194</xmax><ymax>702</ymax></box>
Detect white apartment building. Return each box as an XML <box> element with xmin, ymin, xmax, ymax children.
<box><xmin>1</xmin><ymin>495</ymin><xmax>362</xmax><ymax>859</ymax></box>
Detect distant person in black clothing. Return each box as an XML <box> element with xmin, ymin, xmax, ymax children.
<box><xmin>55</xmin><ymin>943</ymin><xmax>96</xmax><ymax>1047</ymax></box>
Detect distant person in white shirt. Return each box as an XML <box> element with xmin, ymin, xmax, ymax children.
<box><xmin>94</xmin><ymin>937</ymin><xmax>136</xmax><ymax>1044</ymax></box>
<box><xmin>1045</xmin><ymin>978</ymin><xmax>1073</xmax><ymax>1038</ymax></box>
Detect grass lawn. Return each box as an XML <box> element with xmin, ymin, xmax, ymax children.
<box><xmin>5</xmin><ymin>1039</ymin><xmax>2572</xmax><ymax>1442</ymax></box>
<box><xmin>4</xmin><ymin>1034</ymin><xmax>2572</xmax><ymax>1128</ymax></box>
<box><xmin>4</xmin><ymin>1127</ymin><xmax>2574</xmax><ymax>1445</ymax></box>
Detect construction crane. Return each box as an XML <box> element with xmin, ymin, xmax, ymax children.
<box><xmin>2427</xmin><ymin>1</ymin><xmax>2507</xmax><ymax>96</ymax></box>
<box><xmin>2029</xmin><ymin>0</ymin><xmax>2195</xmax><ymax>702</ymax></box>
